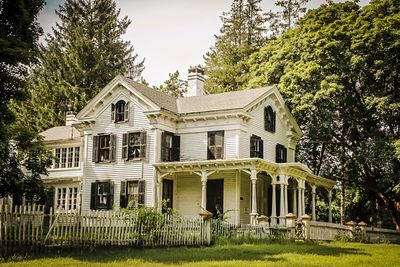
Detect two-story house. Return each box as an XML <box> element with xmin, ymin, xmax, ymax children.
<box><xmin>42</xmin><ymin>67</ymin><xmax>335</xmax><ymax>225</ymax></box>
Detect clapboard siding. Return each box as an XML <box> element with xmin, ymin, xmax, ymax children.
<box><xmin>180</xmin><ymin>132</ymin><xmax>207</xmax><ymax>161</ymax></box>
<box><xmin>240</xmin><ymin>172</ymin><xmax>251</xmax><ymax>224</ymax></box>
<box><xmin>224</xmin><ymin>130</ymin><xmax>239</xmax><ymax>159</ymax></box>
<box><xmin>82</xmin><ymin>91</ymin><xmax>156</xmax><ymax>211</ymax></box>
<box><xmin>241</xmin><ymin>99</ymin><xmax>292</xmax><ymax>162</ymax></box>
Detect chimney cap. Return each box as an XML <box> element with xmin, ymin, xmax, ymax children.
<box><xmin>188</xmin><ymin>65</ymin><xmax>204</xmax><ymax>76</ymax></box>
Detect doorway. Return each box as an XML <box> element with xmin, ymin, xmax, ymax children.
<box><xmin>206</xmin><ymin>179</ymin><xmax>224</xmax><ymax>217</ymax></box>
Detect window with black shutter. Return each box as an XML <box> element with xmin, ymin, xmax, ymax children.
<box><xmin>120</xmin><ymin>180</ymin><xmax>146</xmax><ymax>208</ymax></box>
<box><xmin>275</xmin><ymin>144</ymin><xmax>287</xmax><ymax>163</ymax></box>
<box><xmin>264</xmin><ymin>106</ymin><xmax>276</xmax><ymax>132</ymax></box>
<box><xmin>208</xmin><ymin>131</ymin><xmax>224</xmax><ymax>160</ymax></box>
<box><xmin>112</xmin><ymin>100</ymin><xmax>130</xmax><ymax>123</ymax></box>
<box><xmin>250</xmin><ymin>135</ymin><xmax>264</xmax><ymax>158</ymax></box>
<box><xmin>161</xmin><ymin>132</ymin><xmax>180</xmax><ymax>162</ymax></box>
<box><xmin>121</xmin><ymin>132</ymin><xmax>147</xmax><ymax>160</ymax></box>
<box><xmin>93</xmin><ymin>134</ymin><xmax>116</xmax><ymax>163</ymax></box>
<box><xmin>90</xmin><ymin>180</ymin><xmax>114</xmax><ymax>210</ymax></box>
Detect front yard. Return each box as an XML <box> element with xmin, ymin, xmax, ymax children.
<box><xmin>1</xmin><ymin>241</ymin><xmax>399</xmax><ymax>267</ymax></box>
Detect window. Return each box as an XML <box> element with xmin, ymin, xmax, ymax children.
<box><xmin>162</xmin><ymin>179</ymin><xmax>173</xmax><ymax>212</ymax></box>
<box><xmin>53</xmin><ymin>147</ymin><xmax>80</xmax><ymax>169</ymax></box>
<box><xmin>250</xmin><ymin>135</ymin><xmax>264</xmax><ymax>158</ymax></box>
<box><xmin>55</xmin><ymin>186</ymin><xmax>79</xmax><ymax>211</ymax></box>
<box><xmin>161</xmin><ymin>132</ymin><xmax>180</xmax><ymax>162</ymax></box>
<box><xmin>275</xmin><ymin>144</ymin><xmax>287</xmax><ymax>163</ymax></box>
<box><xmin>120</xmin><ymin>180</ymin><xmax>145</xmax><ymax>208</ymax></box>
<box><xmin>90</xmin><ymin>181</ymin><xmax>114</xmax><ymax>210</ymax></box>
<box><xmin>264</xmin><ymin>106</ymin><xmax>276</xmax><ymax>132</ymax></box>
<box><xmin>111</xmin><ymin>100</ymin><xmax>130</xmax><ymax>123</ymax></box>
<box><xmin>122</xmin><ymin>132</ymin><xmax>147</xmax><ymax>160</ymax></box>
<box><xmin>93</xmin><ymin>134</ymin><xmax>116</xmax><ymax>162</ymax></box>
<box><xmin>208</xmin><ymin>131</ymin><xmax>224</xmax><ymax>160</ymax></box>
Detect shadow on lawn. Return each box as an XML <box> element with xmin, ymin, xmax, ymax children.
<box><xmin>29</xmin><ymin>242</ymin><xmax>369</xmax><ymax>264</ymax></box>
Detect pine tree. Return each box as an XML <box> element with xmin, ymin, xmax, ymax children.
<box><xmin>16</xmin><ymin>0</ymin><xmax>144</xmax><ymax>131</ymax></box>
<box><xmin>159</xmin><ymin>71</ymin><xmax>188</xmax><ymax>97</ymax></box>
<box><xmin>204</xmin><ymin>0</ymin><xmax>267</xmax><ymax>93</ymax></box>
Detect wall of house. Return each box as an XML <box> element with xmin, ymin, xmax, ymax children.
<box><xmin>240</xmin><ymin>99</ymin><xmax>293</xmax><ymax>162</ymax></box>
<box><xmin>81</xmin><ymin>88</ymin><xmax>156</xmax><ymax>211</ymax></box>
<box><xmin>240</xmin><ymin>172</ymin><xmax>251</xmax><ymax>224</ymax></box>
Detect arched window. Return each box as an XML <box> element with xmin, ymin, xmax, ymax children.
<box><xmin>111</xmin><ymin>100</ymin><xmax>130</xmax><ymax>122</ymax></box>
<box><xmin>264</xmin><ymin>106</ymin><xmax>276</xmax><ymax>132</ymax></box>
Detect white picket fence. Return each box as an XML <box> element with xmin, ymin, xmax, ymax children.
<box><xmin>212</xmin><ymin>220</ymin><xmax>268</xmax><ymax>239</ymax></box>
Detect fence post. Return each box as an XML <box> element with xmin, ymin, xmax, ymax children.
<box><xmin>199</xmin><ymin>210</ymin><xmax>213</xmax><ymax>245</ymax></box>
<box><xmin>256</xmin><ymin>215</ymin><xmax>269</xmax><ymax>238</ymax></box>
<box><xmin>358</xmin><ymin>221</ymin><xmax>367</xmax><ymax>242</ymax></box>
<box><xmin>301</xmin><ymin>214</ymin><xmax>312</xmax><ymax>241</ymax></box>
<box><xmin>346</xmin><ymin>220</ymin><xmax>357</xmax><ymax>240</ymax></box>
<box><xmin>286</xmin><ymin>213</ymin><xmax>296</xmax><ymax>239</ymax></box>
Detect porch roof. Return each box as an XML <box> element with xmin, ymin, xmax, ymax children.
<box><xmin>153</xmin><ymin>158</ymin><xmax>336</xmax><ymax>190</ymax></box>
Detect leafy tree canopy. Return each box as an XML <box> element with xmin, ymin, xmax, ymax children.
<box><xmin>159</xmin><ymin>70</ymin><xmax>187</xmax><ymax>97</ymax></box>
<box><xmin>246</xmin><ymin>0</ymin><xmax>400</xmax><ymax>229</ymax></box>
<box><xmin>15</xmin><ymin>0</ymin><xmax>145</xmax><ymax>132</ymax></box>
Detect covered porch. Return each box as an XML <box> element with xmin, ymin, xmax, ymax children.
<box><xmin>154</xmin><ymin>159</ymin><xmax>335</xmax><ymax>225</ymax></box>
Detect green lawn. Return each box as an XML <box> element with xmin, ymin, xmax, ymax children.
<box><xmin>1</xmin><ymin>241</ymin><xmax>399</xmax><ymax>267</ymax></box>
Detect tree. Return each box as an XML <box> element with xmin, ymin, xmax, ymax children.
<box><xmin>204</xmin><ymin>0</ymin><xmax>267</xmax><ymax>93</ymax></box>
<box><xmin>159</xmin><ymin>71</ymin><xmax>187</xmax><ymax>97</ymax></box>
<box><xmin>16</xmin><ymin>0</ymin><xmax>144</xmax><ymax>132</ymax></box>
<box><xmin>0</xmin><ymin>0</ymin><xmax>53</xmax><ymax>204</ymax></box>
<box><xmin>266</xmin><ymin>0</ymin><xmax>310</xmax><ymax>38</ymax></box>
<box><xmin>246</xmin><ymin>0</ymin><xmax>400</xmax><ymax>229</ymax></box>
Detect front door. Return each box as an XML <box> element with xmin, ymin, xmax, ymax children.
<box><xmin>206</xmin><ymin>179</ymin><xmax>224</xmax><ymax>217</ymax></box>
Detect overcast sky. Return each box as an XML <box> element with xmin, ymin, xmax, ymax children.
<box><xmin>38</xmin><ymin>0</ymin><xmax>369</xmax><ymax>87</ymax></box>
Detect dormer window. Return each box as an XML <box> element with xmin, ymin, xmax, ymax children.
<box><xmin>111</xmin><ymin>100</ymin><xmax>130</xmax><ymax>122</ymax></box>
<box><xmin>264</xmin><ymin>106</ymin><xmax>276</xmax><ymax>132</ymax></box>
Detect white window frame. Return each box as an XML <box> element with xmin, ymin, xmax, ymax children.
<box><xmin>52</xmin><ymin>146</ymin><xmax>81</xmax><ymax>169</ymax></box>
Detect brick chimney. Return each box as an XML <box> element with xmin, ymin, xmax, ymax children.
<box><xmin>65</xmin><ymin>104</ymin><xmax>76</xmax><ymax>126</ymax></box>
<box><xmin>184</xmin><ymin>66</ymin><xmax>205</xmax><ymax>97</ymax></box>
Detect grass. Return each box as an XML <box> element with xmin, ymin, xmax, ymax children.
<box><xmin>1</xmin><ymin>241</ymin><xmax>399</xmax><ymax>267</ymax></box>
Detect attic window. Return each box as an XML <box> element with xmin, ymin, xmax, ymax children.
<box><xmin>264</xmin><ymin>106</ymin><xmax>276</xmax><ymax>132</ymax></box>
<box><xmin>111</xmin><ymin>100</ymin><xmax>130</xmax><ymax>122</ymax></box>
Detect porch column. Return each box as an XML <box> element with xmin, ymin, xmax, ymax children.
<box><xmin>328</xmin><ymin>190</ymin><xmax>333</xmax><ymax>223</ymax></box>
<box><xmin>279</xmin><ymin>181</ymin><xmax>285</xmax><ymax>226</ymax></box>
<box><xmin>157</xmin><ymin>173</ymin><xmax>162</xmax><ymax>211</ymax></box>
<box><xmin>201</xmin><ymin>170</ymin><xmax>208</xmax><ymax>211</ymax></box>
<box><xmin>293</xmin><ymin>187</ymin><xmax>297</xmax><ymax>217</ymax></box>
<box><xmin>297</xmin><ymin>187</ymin><xmax>302</xmax><ymax>218</ymax></box>
<box><xmin>311</xmin><ymin>185</ymin><xmax>316</xmax><ymax>221</ymax></box>
<box><xmin>270</xmin><ymin>179</ymin><xmax>277</xmax><ymax>225</ymax></box>
<box><xmin>302</xmin><ymin>187</ymin><xmax>306</xmax><ymax>217</ymax></box>
<box><xmin>250</xmin><ymin>169</ymin><xmax>258</xmax><ymax>224</ymax></box>
<box><xmin>284</xmin><ymin>183</ymin><xmax>288</xmax><ymax>216</ymax></box>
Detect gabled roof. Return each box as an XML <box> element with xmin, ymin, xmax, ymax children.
<box><xmin>41</xmin><ymin>126</ymin><xmax>81</xmax><ymax>142</ymax></box>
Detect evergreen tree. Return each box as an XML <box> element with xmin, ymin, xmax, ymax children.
<box><xmin>159</xmin><ymin>71</ymin><xmax>187</xmax><ymax>97</ymax></box>
<box><xmin>204</xmin><ymin>0</ymin><xmax>267</xmax><ymax>93</ymax></box>
<box><xmin>16</xmin><ymin>0</ymin><xmax>144</xmax><ymax>131</ymax></box>
<box><xmin>0</xmin><ymin>0</ymin><xmax>53</xmax><ymax>204</ymax></box>
<box><xmin>266</xmin><ymin>0</ymin><xmax>310</xmax><ymax>38</ymax></box>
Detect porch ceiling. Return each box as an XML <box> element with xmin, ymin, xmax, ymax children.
<box><xmin>153</xmin><ymin>158</ymin><xmax>336</xmax><ymax>190</ymax></box>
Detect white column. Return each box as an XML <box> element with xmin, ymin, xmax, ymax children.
<box><xmin>279</xmin><ymin>182</ymin><xmax>285</xmax><ymax>226</ymax></box>
<box><xmin>271</xmin><ymin>183</ymin><xmax>277</xmax><ymax>225</ymax></box>
<box><xmin>328</xmin><ymin>190</ymin><xmax>333</xmax><ymax>223</ymax></box>
<box><xmin>311</xmin><ymin>185</ymin><xmax>316</xmax><ymax>221</ymax></box>
<box><xmin>302</xmin><ymin>187</ymin><xmax>306</xmax><ymax>216</ymax></box>
<box><xmin>297</xmin><ymin>187</ymin><xmax>302</xmax><ymax>218</ymax></box>
<box><xmin>201</xmin><ymin>171</ymin><xmax>207</xmax><ymax>211</ymax></box>
<box><xmin>284</xmin><ymin>184</ymin><xmax>288</xmax><ymax>216</ymax></box>
<box><xmin>250</xmin><ymin>169</ymin><xmax>258</xmax><ymax>224</ymax></box>
<box><xmin>293</xmin><ymin>188</ymin><xmax>297</xmax><ymax>217</ymax></box>
<box><xmin>157</xmin><ymin>173</ymin><xmax>162</xmax><ymax>210</ymax></box>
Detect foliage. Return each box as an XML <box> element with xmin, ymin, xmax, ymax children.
<box><xmin>246</xmin><ymin>0</ymin><xmax>400</xmax><ymax>229</ymax></box>
<box><xmin>15</xmin><ymin>0</ymin><xmax>145</xmax><ymax>132</ymax></box>
<box><xmin>265</xmin><ymin>0</ymin><xmax>310</xmax><ymax>38</ymax></box>
<box><xmin>0</xmin><ymin>0</ymin><xmax>53</xmax><ymax>204</ymax></box>
<box><xmin>204</xmin><ymin>0</ymin><xmax>267</xmax><ymax>93</ymax></box>
<box><xmin>159</xmin><ymin>70</ymin><xmax>187</xmax><ymax>97</ymax></box>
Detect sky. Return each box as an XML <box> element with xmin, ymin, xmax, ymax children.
<box><xmin>38</xmin><ymin>0</ymin><xmax>369</xmax><ymax>87</ymax></box>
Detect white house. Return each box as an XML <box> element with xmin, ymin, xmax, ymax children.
<box><xmin>41</xmin><ymin>67</ymin><xmax>335</xmax><ymax>225</ymax></box>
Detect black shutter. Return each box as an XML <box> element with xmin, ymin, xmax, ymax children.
<box><xmin>172</xmin><ymin>135</ymin><xmax>180</xmax><ymax>161</ymax></box>
<box><xmin>111</xmin><ymin>103</ymin><xmax>115</xmax><ymax>122</ymax></box>
<box><xmin>110</xmin><ymin>134</ymin><xmax>116</xmax><ymax>161</ymax></box>
<box><xmin>161</xmin><ymin>131</ymin><xmax>166</xmax><ymax>161</ymax></box>
<box><xmin>140</xmin><ymin>132</ymin><xmax>147</xmax><ymax>158</ymax></box>
<box><xmin>138</xmin><ymin>180</ymin><xmax>145</xmax><ymax>206</ymax></box>
<box><xmin>120</xmin><ymin>181</ymin><xmax>127</xmax><ymax>208</ymax></box>
<box><xmin>283</xmin><ymin>147</ymin><xmax>287</xmax><ymax>163</ymax></box>
<box><xmin>90</xmin><ymin>182</ymin><xmax>97</xmax><ymax>210</ymax></box>
<box><xmin>273</xmin><ymin>111</ymin><xmax>276</xmax><ymax>132</ymax></box>
<box><xmin>264</xmin><ymin>107</ymin><xmax>268</xmax><ymax>131</ymax></box>
<box><xmin>122</xmin><ymin>133</ymin><xmax>128</xmax><ymax>160</ymax></box>
<box><xmin>275</xmin><ymin>144</ymin><xmax>280</xmax><ymax>163</ymax></box>
<box><xmin>124</xmin><ymin>101</ymin><xmax>130</xmax><ymax>121</ymax></box>
<box><xmin>207</xmin><ymin>133</ymin><xmax>213</xmax><ymax>160</ymax></box>
<box><xmin>108</xmin><ymin>181</ymin><xmax>114</xmax><ymax>210</ymax></box>
<box><xmin>92</xmin><ymin>136</ymin><xmax>99</xmax><ymax>163</ymax></box>
<box><xmin>259</xmin><ymin>139</ymin><xmax>264</xmax><ymax>159</ymax></box>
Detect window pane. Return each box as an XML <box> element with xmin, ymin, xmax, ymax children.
<box><xmin>68</xmin><ymin>147</ymin><xmax>73</xmax><ymax>168</ymax></box>
<box><xmin>54</xmin><ymin>148</ymin><xmax>61</xmax><ymax>168</ymax></box>
<box><xmin>74</xmin><ymin>147</ymin><xmax>80</xmax><ymax>167</ymax></box>
<box><xmin>61</xmin><ymin>148</ymin><xmax>67</xmax><ymax>168</ymax></box>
